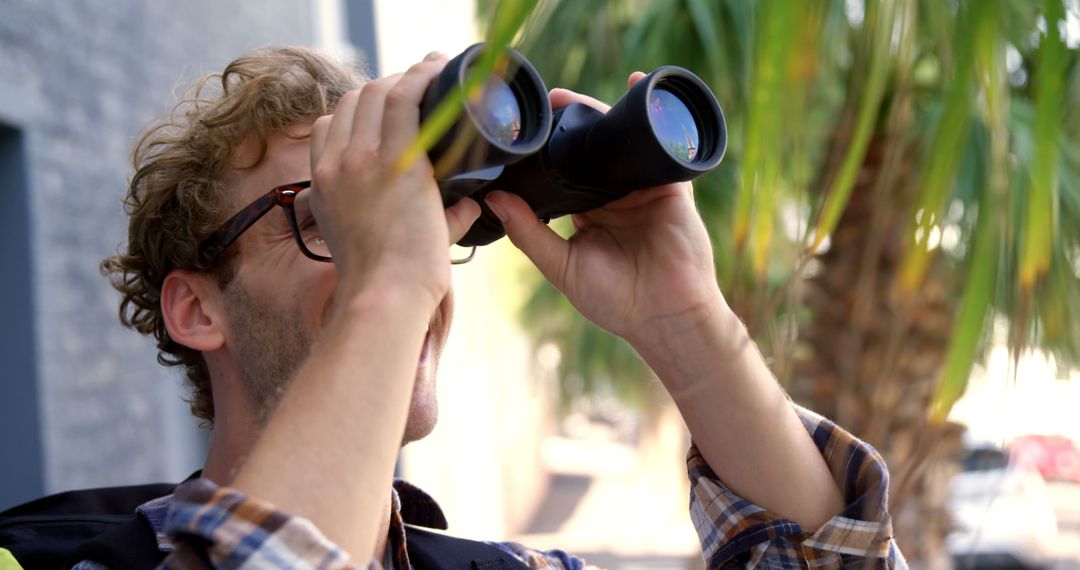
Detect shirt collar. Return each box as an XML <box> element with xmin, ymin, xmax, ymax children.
<box><xmin>392</xmin><ymin>478</ymin><xmax>448</xmax><ymax>530</ymax></box>
<box><xmin>138</xmin><ymin>477</ymin><xmax>450</xmax><ymax>553</ymax></box>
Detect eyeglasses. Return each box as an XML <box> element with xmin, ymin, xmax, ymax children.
<box><xmin>198</xmin><ymin>180</ymin><xmax>476</xmax><ymax>266</ymax></box>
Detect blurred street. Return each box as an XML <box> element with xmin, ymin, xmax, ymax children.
<box><xmin>515</xmin><ymin>432</ymin><xmax>1080</xmax><ymax>569</ymax></box>
<box><xmin>510</xmin><ymin>412</ymin><xmax>701</xmax><ymax>570</ymax></box>
<box><xmin>1050</xmin><ymin>482</ymin><xmax>1080</xmax><ymax>569</ymax></box>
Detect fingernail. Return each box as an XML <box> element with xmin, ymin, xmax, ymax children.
<box><xmin>424</xmin><ymin>51</ymin><xmax>444</xmax><ymax>62</ymax></box>
<box><xmin>485</xmin><ymin>194</ymin><xmax>510</xmax><ymax>223</ymax></box>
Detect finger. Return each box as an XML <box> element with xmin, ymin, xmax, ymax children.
<box><xmin>445</xmin><ymin>197</ymin><xmax>481</xmax><ymax>245</ymax></box>
<box><xmin>380</xmin><ymin>57</ymin><xmax>450</xmax><ymax>165</ymax></box>
<box><xmin>549</xmin><ymin>87</ymin><xmax>610</xmax><ymax>113</ymax></box>
<box><xmin>627</xmin><ymin>71</ymin><xmax>647</xmax><ymax>88</ymax></box>
<box><xmin>347</xmin><ymin>73</ymin><xmax>401</xmax><ymax>154</ymax></box>
<box><xmin>484</xmin><ymin>191</ymin><xmax>571</xmax><ymax>289</ymax></box>
<box><xmin>309</xmin><ymin>114</ymin><xmax>333</xmax><ymax>167</ymax></box>
<box><xmin>316</xmin><ymin>89</ymin><xmax>361</xmax><ymax>164</ymax></box>
<box><xmin>600</xmin><ymin>182</ymin><xmax>690</xmax><ymax>212</ymax></box>
<box><xmin>570</xmin><ymin>213</ymin><xmax>591</xmax><ymax>233</ymax></box>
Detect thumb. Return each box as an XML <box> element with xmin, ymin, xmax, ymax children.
<box><xmin>445</xmin><ymin>197</ymin><xmax>481</xmax><ymax>245</ymax></box>
<box><xmin>484</xmin><ymin>191</ymin><xmax>570</xmax><ymax>288</ymax></box>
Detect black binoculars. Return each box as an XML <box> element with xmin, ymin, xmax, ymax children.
<box><xmin>421</xmin><ymin>44</ymin><xmax>728</xmax><ymax>247</ymax></box>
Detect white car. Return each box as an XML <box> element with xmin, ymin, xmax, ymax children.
<box><xmin>948</xmin><ymin>446</ymin><xmax>1060</xmax><ymax>569</ymax></box>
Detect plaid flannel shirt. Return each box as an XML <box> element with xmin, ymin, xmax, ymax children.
<box><xmin>73</xmin><ymin>405</ymin><xmax>905</xmax><ymax>569</ymax></box>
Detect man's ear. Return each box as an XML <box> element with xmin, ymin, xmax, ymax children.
<box><xmin>161</xmin><ymin>270</ymin><xmax>227</xmax><ymax>352</ymax></box>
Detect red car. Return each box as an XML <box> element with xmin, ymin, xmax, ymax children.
<box><xmin>1010</xmin><ymin>434</ymin><xmax>1080</xmax><ymax>483</ymax></box>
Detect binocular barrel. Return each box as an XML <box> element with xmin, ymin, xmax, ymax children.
<box><xmin>419</xmin><ymin>44</ymin><xmax>728</xmax><ymax>247</ymax></box>
<box><xmin>422</xmin><ymin>44</ymin><xmax>552</xmax><ymax>188</ymax></box>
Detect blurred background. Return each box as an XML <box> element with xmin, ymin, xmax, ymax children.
<box><xmin>1</xmin><ymin>0</ymin><xmax>1078</xmax><ymax>568</ymax></box>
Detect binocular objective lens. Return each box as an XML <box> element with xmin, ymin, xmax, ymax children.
<box><xmin>469</xmin><ymin>76</ymin><xmax>523</xmax><ymax>147</ymax></box>
<box><xmin>648</xmin><ymin>87</ymin><xmax>699</xmax><ymax>163</ymax></box>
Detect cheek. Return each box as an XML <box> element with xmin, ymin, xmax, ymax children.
<box><xmin>442</xmin><ymin>288</ymin><xmax>455</xmax><ymax>330</ymax></box>
<box><xmin>244</xmin><ymin>256</ymin><xmax>337</xmax><ymax>334</ymax></box>
<box><xmin>310</xmin><ymin>265</ymin><xmax>339</xmax><ymax>331</ymax></box>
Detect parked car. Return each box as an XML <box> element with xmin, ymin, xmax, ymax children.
<box><xmin>1011</xmin><ymin>434</ymin><xmax>1080</xmax><ymax>484</ymax></box>
<box><xmin>948</xmin><ymin>445</ymin><xmax>1060</xmax><ymax>569</ymax></box>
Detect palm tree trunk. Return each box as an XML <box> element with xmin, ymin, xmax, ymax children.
<box><xmin>793</xmin><ymin>134</ymin><xmax>965</xmax><ymax>566</ymax></box>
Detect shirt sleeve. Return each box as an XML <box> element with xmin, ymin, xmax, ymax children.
<box><xmin>687</xmin><ymin>404</ymin><xmax>907</xmax><ymax>568</ymax></box>
<box><xmin>156</xmin><ymin>479</ymin><xmax>587</xmax><ymax>570</ymax></box>
<box><xmin>156</xmin><ymin>478</ymin><xmax>380</xmax><ymax>570</ymax></box>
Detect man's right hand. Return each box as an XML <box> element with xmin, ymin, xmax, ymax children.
<box><xmin>308</xmin><ymin>52</ymin><xmax>480</xmax><ymax>314</ymax></box>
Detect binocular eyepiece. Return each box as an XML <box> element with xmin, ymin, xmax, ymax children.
<box><xmin>420</xmin><ymin>44</ymin><xmax>728</xmax><ymax>247</ymax></box>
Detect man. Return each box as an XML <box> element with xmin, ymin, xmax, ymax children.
<box><xmin>78</xmin><ymin>45</ymin><xmax>902</xmax><ymax>568</ymax></box>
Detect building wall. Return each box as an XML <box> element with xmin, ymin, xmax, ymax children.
<box><xmin>0</xmin><ymin>0</ymin><xmax>315</xmax><ymax>509</ymax></box>
<box><xmin>0</xmin><ymin>1</ymin><xmax>552</xmax><ymax>540</ymax></box>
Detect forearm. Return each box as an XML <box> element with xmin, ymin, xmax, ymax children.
<box><xmin>231</xmin><ymin>288</ymin><xmax>430</xmax><ymax>562</ymax></box>
<box><xmin>631</xmin><ymin>297</ymin><xmax>845</xmax><ymax>530</ymax></box>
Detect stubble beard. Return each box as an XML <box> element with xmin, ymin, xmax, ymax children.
<box><xmin>224</xmin><ymin>282</ymin><xmax>311</xmax><ymax>426</ymax></box>
<box><xmin>224</xmin><ymin>281</ymin><xmax>440</xmax><ymax>443</ymax></box>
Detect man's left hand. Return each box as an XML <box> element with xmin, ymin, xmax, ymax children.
<box><xmin>483</xmin><ymin>72</ymin><xmax>725</xmax><ymax>348</ymax></box>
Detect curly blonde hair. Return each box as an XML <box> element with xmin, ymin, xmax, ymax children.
<box><xmin>101</xmin><ymin>46</ymin><xmax>366</xmax><ymax>424</ymax></box>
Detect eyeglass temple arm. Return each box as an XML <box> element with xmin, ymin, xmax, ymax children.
<box><xmin>199</xmin><ymin>191</ymin><xmax>281</xmax><ymax>264</ymax></box>
<box><xmin>451</xmin><ymin>246</ymin><xmax>477</xmax><ymax>265</ymax></box>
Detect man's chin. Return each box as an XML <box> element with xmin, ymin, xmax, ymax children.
<box><xmin>405</xmin><ymin>296</ymin><xmax>447</xmax><ymax>445</ymax></box>
<box><xmin>402</xmin><ymin>406</ymin><xmax>437</xmax><ymax>445</ymax></box>
<box><xmin>402</xmin><ymin>367</ymin><xmax>438</xmax><ymax>445</ymax></box>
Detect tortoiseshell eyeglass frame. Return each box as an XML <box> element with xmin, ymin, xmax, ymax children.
<box><xmin>198</xmin><ymin>180</ymin><xmax>476</xmax><ymax>266</ymax></box>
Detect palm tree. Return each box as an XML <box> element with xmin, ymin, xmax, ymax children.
<box><xmin>488</xmin><ymin>0</ymin><xmax>1080</xmax><ymax>563</ymax></box>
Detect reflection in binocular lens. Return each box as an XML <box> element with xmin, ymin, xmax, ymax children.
<box><xmin>470</xmin><ymin>76</ymin><xmax>522</xmax><ymax>147</ymax></box>
<box><xmin>649</xmin><ymin>87</ymin><xmax>699</xmax><ymax>163</ymax></box>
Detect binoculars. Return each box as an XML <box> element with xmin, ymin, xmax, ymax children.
<box><xmin>421</xmin><ymin>44</ymin><xmax>728</xmax><ymax>247</ymax></box>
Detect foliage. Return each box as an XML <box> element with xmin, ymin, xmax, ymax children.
<box><xmin>482</xmin><ymin>0</ymin><xmax>1080</xmax><ymax>419</ymax></box>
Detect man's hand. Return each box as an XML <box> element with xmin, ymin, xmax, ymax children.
<box><xmin>309</xmin><ymin>53</ymin><xmax>480</xmax><ymax>313</ymax></box>
<box><xmin>484</xmin><ymin>73</ymin><xmax>724</xmax><ymax>350</ymax></box>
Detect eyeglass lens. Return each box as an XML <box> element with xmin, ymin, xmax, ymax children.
<box><xmin>290</xmin><ymin>190</ymin><xmax>330</xmax><ymax>258</ymax></box>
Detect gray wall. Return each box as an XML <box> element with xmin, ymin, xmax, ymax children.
<box><xmin>0</xmin><ymin>0</ymin><xmax>316</xmax><ymax>510</ymax></box>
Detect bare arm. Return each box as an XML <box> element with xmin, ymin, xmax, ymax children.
<box><xmin>629</xmin><ymin>299</ymin><xmax>845</xmax><ymax>529</ymax></box>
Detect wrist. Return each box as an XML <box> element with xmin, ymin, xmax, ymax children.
<box><xmin>629</xmin><ymin>296</ymin><xmax>751</xmax><ymax>397</ymax></box>
<box><xmin>628</xmin><ymin>293</ymin><xmax>736</xmax><ymax>356</ymax></box>
<box><xmin>336</xmin><ymin>266</ymin><xmax>445</xmax><ymax>312</ymax></box>
<box><xmin>330</xmin><ymin>282</ymin><xmax>436</xmax><ymax>335</ymax></box>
